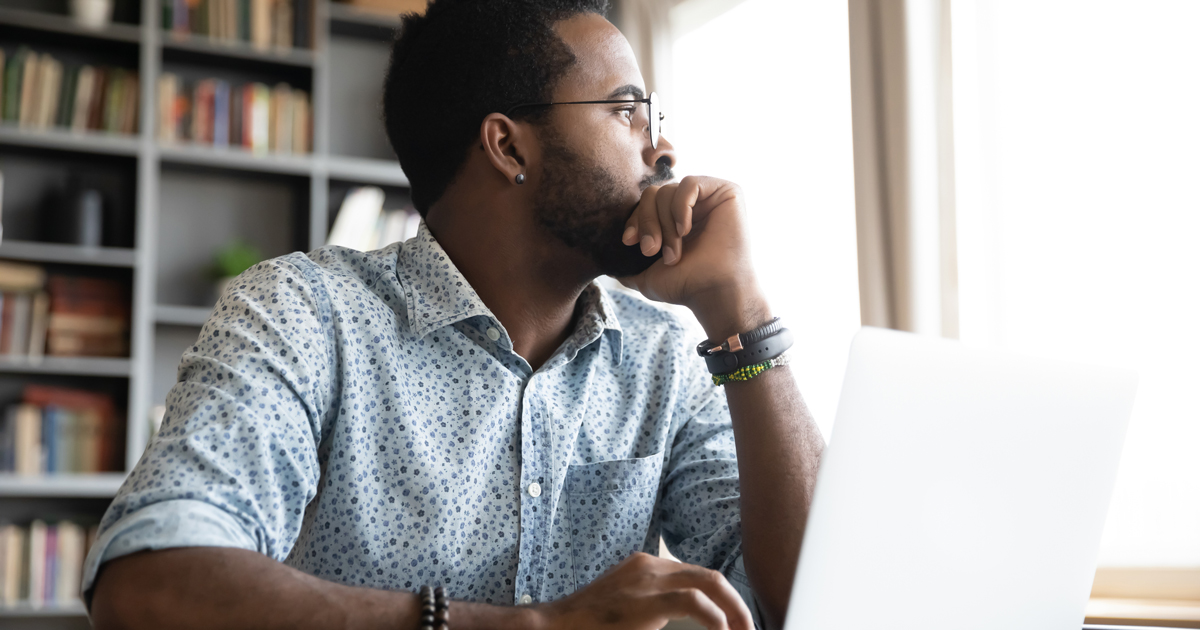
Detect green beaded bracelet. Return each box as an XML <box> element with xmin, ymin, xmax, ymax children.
<box><xmin>711</xmin><ymin>353</ymin><xmax>790</xmax><ymax>386</ymax></box>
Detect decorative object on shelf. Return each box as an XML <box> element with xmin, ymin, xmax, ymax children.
<box><xmin>0</xmin><ymin>518</ymin><xmax>100</xmax><ymax>607</ymax></box>
<box><xmin>69</xmin><ymin>0</ymin><xmax>114</xmax><ymax>30</ymax></box>
<box><xmin>336</xmin><ymin>0</ymin><xmax>425</xmax><ymax>18</ymax></box>
<box><xmin>0</xmin><ymin>46</ymin><xmax>139</xmax><ymax>135</ymax></box>
<box><xmin>210</xmin><ymin>239</ymin><xmax>262</xmax><ymax>301</ymax></box>
<box><xmin>162</xmin><ymin>0</ymin><xmax>313</xmax><ymax>50</ymax></box>
<box><xmin>327</xmin><ymin>187</ymin><xmax>420</xmax><ymax>252</ymax></box>
<box><xmin>158</xmin><ymin>73</ymin><xmax>311</xmax><ymax>154</ymax></box>
<box><xmin>48</xmin><ymin>186</ymin><xmax>104</xmax><ymax>248</ymax></box>
<box><xmin>147</xmin><ymin>404</ymin><xmax>166</xmax><ymax>447</ymax></box>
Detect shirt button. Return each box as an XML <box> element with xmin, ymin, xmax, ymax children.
<box><xmin>528</xmin><ymin>482</ymin><xmax>542</xmax><ymax>497</ymax></box>
<box><xmin>487</xmin><ymin>327</ymin><xmax>500</xmax><ymax>341</ymax></box>
<box><xmin>519</xmin><ymin>594</ymin><xmax>533</xmax><ymax>605</ymax></box>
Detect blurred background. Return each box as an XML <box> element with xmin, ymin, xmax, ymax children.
<box><xmin>0</xmin><ymin>0</ymin><xmax>1193</xmax><ymax>627</ymax></box>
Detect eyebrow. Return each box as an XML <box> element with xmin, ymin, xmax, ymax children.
<box><xmin>606</xmin><ymin>84</ymin><xmax>646</xmax><ymax>100</ymax></box>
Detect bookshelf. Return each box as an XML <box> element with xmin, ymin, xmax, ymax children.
<box><xmin>0</xmin><ymin>0</ymin><xmax>407</xmax><ymax>623</ymax></box>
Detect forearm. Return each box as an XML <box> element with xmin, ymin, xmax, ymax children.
<box><xmin>692</xmin><ymin>294</ymin><xmax>825</xmax><ymax>630</ymax></box>
<box><xmin>90</xmin><ymin>547</ymin><xmax>541</xmax><ymax>630</ymax></box>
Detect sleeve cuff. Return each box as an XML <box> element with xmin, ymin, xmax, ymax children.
<box><xmin>724</xmin><ymin>553</ymin><xmax>768</xmax><ymax>630</ymax></box>
<box><xmin>80</xmin><ymin>499</ymin><xmax>260</xmax><ymax>617</ymax></box>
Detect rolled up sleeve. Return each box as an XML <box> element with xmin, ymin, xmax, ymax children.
<box><xmin>81</xmin><ymin>256</ymin><xmax>336</xmax><ymax>612</ymax></box>
<box><xmin>659</xmin><ymin>363</ymin><xmax>767</xmax><ymax>629</ymax></box>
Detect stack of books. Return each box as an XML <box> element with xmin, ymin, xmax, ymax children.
<box><xmin>157</xmin><ymin>74</ymin><xmax>310</xmax><ymax>154</ymax></box>
<box><xmin>163</xmin><ymin>0</ymin><xmax>313</xmax><ymax>50</ymax></box>
<box><xmin>45</xmin><ymin>275</ymin><xmax>130</xmax><ymax>358</ymax></box>
<box><xmin>0</xmin><ymin>385</ymin><xmax>122</xmax><ymax>475</ymax></box>
<box><xmin>0</xmin><ymin>47</ymin><xmax>140</xmax><ymax>135</ymax></box>
<box><xmin>326</xmin><ymin>186</ymin><xmax>422</xmax><ymax>251</ymax></box>
<box><xmin>0</xmin><ymin>519</ymin><xmax>100</xmax><ymax>608</ymax></box>
<box><xmin>0</xmin><ymin>262</ymin><xmax>49</xmax><ymax>360</ymax></box>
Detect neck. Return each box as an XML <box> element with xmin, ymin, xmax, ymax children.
<box><xmin>425</xmin><ymin>188</ymin><xmax>597</xmax><ymax>371</ymax></box>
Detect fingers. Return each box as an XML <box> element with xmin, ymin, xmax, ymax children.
<box><xmin>660</xmin><ymin>588</ymin><xmax>730</xmax><ymax>630</ymax></box>
<box><xmin>656</xmin><ymin>185</ymin><xmax>682</xmax><ymax>265</ymax></box>
<box><xmin>660</xmin><ymin>566</ymin><xmax>755</xmax><ymax>630</ymax></box>
<box><xmin>623</xmin><ymin>183</ymin><xmax>689</xmax><ymax>264</ymax></box>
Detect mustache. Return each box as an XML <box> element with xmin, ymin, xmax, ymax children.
<box><xmin>639</xmin><ymin>161</ymin><xmax>675</xmax><ymax>190</ymax></box>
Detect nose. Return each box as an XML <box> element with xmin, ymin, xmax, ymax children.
<box><xmin>645</xmin><ymin>133</ymin><xmax>676</xmax><ymax>170</ymax></box>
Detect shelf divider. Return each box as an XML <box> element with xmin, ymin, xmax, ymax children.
<box><xmin>155</xmin><ymin>305</ymin><xmax>213</xmax><ymax>327</ymax></box>
<box><xmin>0</xmin><ymin>473</ymin><xmax>127</xmax><ymax>498</ymax></box>
<box><xmin>0</xmin><ymin>241</ymin><xmax>138</xmax><ymax>267</ymax></box>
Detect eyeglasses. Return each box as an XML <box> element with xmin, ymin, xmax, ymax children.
<box><xmin>503</xmin><ymin>91</ymin><xmax>664</xmax><ymax>149</ymax></box>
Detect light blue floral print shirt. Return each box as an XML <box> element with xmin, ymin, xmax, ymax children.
<box><xmin>81</xmin><ymin>222</ymin><xmax>764</xmax><ymax>626</ymax></box>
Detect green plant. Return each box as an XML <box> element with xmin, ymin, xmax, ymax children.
<box><xmin>211</xmin><ymin>240</ymin><xmax>263</xmax><ymax>279</ymax></box>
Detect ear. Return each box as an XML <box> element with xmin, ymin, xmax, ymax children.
<box><xmin>480</xmin><ymin>113</ymin><xmax>531</xmax><ymax>185</ymax></box>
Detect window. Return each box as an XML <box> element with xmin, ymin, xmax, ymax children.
<box><xmin>952</xmin><ymin>0</ymin><xmax>1200</xmax><ymax>566</ymax></box>
<box><xmin>669</xmin><ymin>0</ymin><xmax>859</xmax><ymax>437</ymax></box>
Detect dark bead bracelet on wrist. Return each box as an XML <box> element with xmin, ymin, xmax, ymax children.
<box><xmin>417</xmin><ymin>585</ymin><xmax>449</xmax><ymax>630</ymax></box>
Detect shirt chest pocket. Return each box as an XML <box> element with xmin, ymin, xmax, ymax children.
<box><xmin>563</xmin><ymin>451</ymin><xmax>664</xmax><ymax>588</ymax></box>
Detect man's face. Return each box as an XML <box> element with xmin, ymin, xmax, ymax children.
<box><xmin>531</xmin><ymin>14</ymin><xmax>676</xmax><ymax>278</ymax></box>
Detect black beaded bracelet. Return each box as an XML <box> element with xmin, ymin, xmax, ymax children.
<box><xmin>417</xmin><ymin>585</ymin><xmax>450</xmax><ymax>630</ymax></box>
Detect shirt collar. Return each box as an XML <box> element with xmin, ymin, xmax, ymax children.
<box><xmin>396</xmin><ymin>220</ymin><xmax>624</xmax><ymax>365</ymax></box>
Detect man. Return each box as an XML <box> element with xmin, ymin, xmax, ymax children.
<box><xmin>85</xmin><ymin>1</ymin><xmax>824</xmax><ymax>628</ymax></box>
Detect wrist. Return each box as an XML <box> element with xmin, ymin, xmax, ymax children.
<box><xmin>687</xmin><ymin>284</ymin><xmax>773</xmax><ymax>341</ymax></box>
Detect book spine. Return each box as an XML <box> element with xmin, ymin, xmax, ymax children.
<box><xmin>43</xmin><ymin>524</ymin><xmax>56</xmax><ymax>602</ymax></box>
<box><xmin>213</xmin><ymin>80</ymin><xmax>230</xmax><ymax>147</ymax></box>
<box><xmin>27</xmin><ymin>520</ymin><xmax>45</xmax><ymax>606</ymax></box>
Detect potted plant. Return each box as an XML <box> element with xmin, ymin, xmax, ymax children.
<box><xmin>210</xmin><ymin>240</ymin><xmax>262</xmax><ymax>302</ymax></box>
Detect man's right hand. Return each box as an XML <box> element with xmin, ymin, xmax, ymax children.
<box><xmin>534</xmin><ymin>551</ymin><xmax>755</xmax><ymax>630</ymax></box>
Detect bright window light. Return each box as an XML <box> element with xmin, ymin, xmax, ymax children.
<box><xmin>669</xmin><ymin>0</ymin><xmax>860</xmax><ymax>438</ymax></box>
<box><xmin>953</xmin><ymin>0</ymin><xmax>1200</xmax><ymax>566</ymax></box>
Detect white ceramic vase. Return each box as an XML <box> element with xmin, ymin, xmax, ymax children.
<box><xmin>70</xmin><ymin>0</ymin><xmax>114</xmax><ymax>30</ymax></box>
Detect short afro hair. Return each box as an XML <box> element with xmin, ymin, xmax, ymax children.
<box><xmin>382</xmin><ymin>0</ymin><xmax>612</xmax><ymax>215</ymax></box>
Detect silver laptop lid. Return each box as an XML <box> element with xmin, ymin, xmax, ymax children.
<box><xmin>784</xmin><ymin>327</ymin><xmax>1137</xmax><ymax>630</ymax></box>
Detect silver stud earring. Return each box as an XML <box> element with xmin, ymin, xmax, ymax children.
<box><xmin>515</xmin><ymin>173</ymin><xmax>525</xmax><ymax>185</ymax></box>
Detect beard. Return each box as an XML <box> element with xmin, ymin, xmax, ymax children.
<box><xmin>532</xmin><ymin>129</ymin><xmax>674</xmax><ymax>278</ymax></box>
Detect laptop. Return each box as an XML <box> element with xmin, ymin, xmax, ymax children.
<box><xmin>782</xmin><ymin>327</ymin><xmax>1139</xmax><ymax>630</ymax></box>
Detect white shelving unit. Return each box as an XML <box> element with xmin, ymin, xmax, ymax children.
<box><xmin>0</xmin><ymin>3</ymin><xmax>407</xmax><ymax>625</ymax></box>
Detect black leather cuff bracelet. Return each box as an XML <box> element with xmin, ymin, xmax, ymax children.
<box><xmin>696</xmin><ymin>317</ymin><xmax>794</xmax><ymax>375</ymax></box>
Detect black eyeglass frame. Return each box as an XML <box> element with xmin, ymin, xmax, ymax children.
<box><xmin>503</xmin><ymin>91</ymin><xmax>664</xmax><ymax>149</ymax></box>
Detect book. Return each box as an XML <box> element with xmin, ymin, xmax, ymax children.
<box><xmin>34</xmin><ymin>55</ymin><xmax>62</xmax><ymax>130</ymax></box>
<box><xmin>270</xmin><ymin>82</ymin><xmax>292</xmax><ymax>152</ymax></box>
<box><xmin>0</xmin><ymin>261</ymin><xmax>47</xmax><ymax>292</ymax></box>
<box><xmin>0</xmin><ymin>407</ymin><xmax>15</xmax><ymax>471</ymax></box>
<box><xmin>22</xmin><ymin>385</ymin><xmax>120</xmax><ymax>472</ymax></box>
<box><xmin>45</xmin><ymin>275</ymin><xmax>130</xmax><ymax>358</ymax></box>
<box><xmin>27</xmin><ymin>520</ymin><xmax>45</xmax><ymax>606</ymax></box>
<box><xmin>14</xmin><ymin>404</ymin><xmax>42</xmax><ymax>475</ymax></box>
<box><xmin>291</xmin><ymin>89</ymin><xmax>309</xmax><ymax>153</ymax></box>
<box><xmin>55</xmin><ymin>521</ymin><xmax>84</xmax><ymax>602</ymax></box>
<box><xmin>71</xmin><ymin>65</ymin><xmax>96</xmax><ymax>132</ymax></box>
<box><xmin>18</xmin><ymin>51</ymin><xmax>39</xmax><ymax>128</ymax></box>
<box><xmin>251</xmin><ymin>0</ymin><xmax>271</xmax><ymax>50</ymax></box>
<box><xmin>213</xmin><ymin>79</ymin><xmax>230</xmax><ymax>147</ymax></box>
<box><xmin>7</xmin><ymin>291</ymin><xmax>31</xmax><ymax>359</ymax></box>
<box><xmin>250</xmin><ymin>82</ymin><xmax>270</xmax><ymax>153</ymax></box>
<box><xmin>43</xmin><ymin>523</ymin><xmax>56</xmax><ymax>602</ymax></box>
<box><xmin>2</xmin><ymin>47</ymin><xmax>28</xmax><ymax>122</ymax></box>
<box><xmin>56</xmin><ymin>64</ymin><xmax>79</xmax><ymax>128</ymax></box>
<box><xmin>28</xmin><ymin>291</ymin><xmax>49</xmax><ymax>358</ymax></box>
<box><xmin>0</xmin><ymin>523</ymin><xmax>25</xmax><ymax>604</ymax></box>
